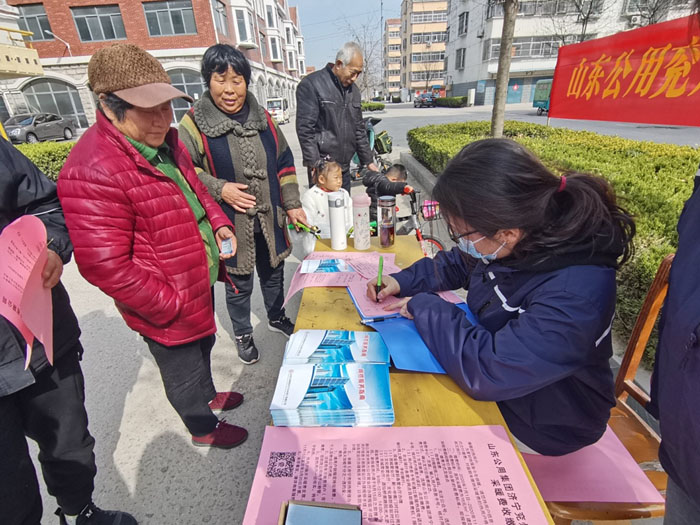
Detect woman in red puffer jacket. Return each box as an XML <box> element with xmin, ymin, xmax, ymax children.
<box><xmin>58</xmin><ymin>43</ymin><xmax>248</xmax><ymax>451</ymax></box>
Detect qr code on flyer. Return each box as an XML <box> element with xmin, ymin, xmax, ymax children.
<box><xmin>266</xmin><ymin>452</ymin><xmax>296</xmax><ymax>478</ymax></box>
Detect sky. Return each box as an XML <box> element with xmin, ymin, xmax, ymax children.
<box><xmin>295</xmin><ymin>0</ymin><xmax>402</xmax><ymax>70</ymax></box>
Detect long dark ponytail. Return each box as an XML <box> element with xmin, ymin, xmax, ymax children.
<box><xmin>432</xmin><ymin>138</ymin><xmax>635</xmax><ymax>265</ymax></box>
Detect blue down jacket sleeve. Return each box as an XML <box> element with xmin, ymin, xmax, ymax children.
<box><xmin>392</xmin><ymin>247</ymin><xmax>471</xmax><ymax>296</ymax></box>
<box><xmin>406</xmin><ymin>288</ymin><xmax>609</xmax><ymax>402</ymax></box>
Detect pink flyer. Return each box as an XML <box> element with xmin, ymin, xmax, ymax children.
<box><xmin>0</xmin><ymin>215</ymin><xmax>52</xmax><ymax>366</ymax></box>
<box><xmin>243</xmin><ymin>425</ymin><xmax>550</xmax><ymax>525</ymax></box>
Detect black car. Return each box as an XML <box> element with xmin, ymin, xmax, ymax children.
<box><xmin>4</xmin><ymin>113</ymin><xmax>77</xmax><ymax>144</ymax></box>
<box><xmin>413</xmin><ymin>93</ymin><xmax>436</xmax><ymax>108</ymax></box>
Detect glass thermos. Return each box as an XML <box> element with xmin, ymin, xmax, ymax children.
<box><xmin>377</xmin><ymin>195</ymin><xmax>396</xmax><ymax>248</ymax></box>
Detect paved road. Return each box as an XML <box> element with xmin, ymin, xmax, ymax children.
<box><xmin>32</xmin><ymin>106</ymin><xmax>668</xmax><ymax>524</ymax></box>
<box><xmin>373</xmin><ymin>102</ymin><xmax>700</xmax><ymax>150</ymax></box>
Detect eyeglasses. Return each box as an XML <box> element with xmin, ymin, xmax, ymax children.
<box><xmin>447</xmin><ymin>225</ymin><xmax>479</xmax><ymax>243</ymax></box>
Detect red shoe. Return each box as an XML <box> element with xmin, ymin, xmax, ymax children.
<box><xmin>192</xmin><ymin>421</ymin><xmax>248</xmax><ymax>449</ymax></box>
<box><xmin>208</xmin><ymin>391</ymin><xmax>244</xmax><ymax>411</ymax></box>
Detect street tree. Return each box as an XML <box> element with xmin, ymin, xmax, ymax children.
<box><xmin>548</xmin><ymin>0</ymin><xmax>610</xmax><ymax>44</ymax></box>
<box><xmin>491</xmin><ymin>0</ymin><xmax>519</xmax><ymax>138</ymax></box>
<box><xmin>340</xmin><ymin>18</ymin><xmax>383</xmax><ymax>100</ymax></box>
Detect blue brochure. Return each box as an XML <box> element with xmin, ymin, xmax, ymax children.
<box><xmin>283</xmin><ymin>330</ymin><xmax>390</xmax><ymax>365</ymax></box>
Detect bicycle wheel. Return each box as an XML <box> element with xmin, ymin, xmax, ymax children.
<box><xmin>421</xmin><ymin>235</ymin><xmax>444</xmax><ymax>258</ymax></box>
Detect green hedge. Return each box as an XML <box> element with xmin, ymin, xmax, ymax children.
<box><xmin>16</xmin><ymin>142</ymin><xmax>74</xmax><ymax>182</ymax></box>
<box><xmin>407</xmin><ymin>120</ymin><xmax>700</xmax><ymax>365</ymax></box>
<box><xmin>435</xmin><ymin>96</ymin><xmax>470</xmax><ymax>108</ymax></box>
<box><xmin>361</xmin><ymin>102</ymin><xmax>385</xmax><ymax>112</ymax></box>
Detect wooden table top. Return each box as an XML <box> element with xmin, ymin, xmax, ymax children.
<box><xmin>294</xmin><ymin>236</ymin><xmax>553</xmax><ymax>523</ymax></box>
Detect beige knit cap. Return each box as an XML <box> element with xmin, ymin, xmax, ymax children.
<box><xmin>88</xmin><ymin>43</ymin><xmax>193</xmax><ymax>108</ymax></box>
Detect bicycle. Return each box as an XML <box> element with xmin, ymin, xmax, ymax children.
<box><xmin>395</xmin><ymin>190</ymin><xmax>444</xmax><ymax>257</ymax></box>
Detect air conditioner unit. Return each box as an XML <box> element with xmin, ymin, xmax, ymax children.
<box><xmin>426</xmin><ymin>41</ymin><xmax>431</xmax><ymax>47</ymax></box>
<box><xmin>630</xmin><ymin>15</ymin><xmax>642</xmax><ymax>25</ymax></box>
<box><xmin>476</xmin><ymin>28</ymin><xmax>485</xmax><ymax>38</ymax></box>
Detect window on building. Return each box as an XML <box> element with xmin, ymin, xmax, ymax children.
<box><xmin>211</xmin><ymin>0</ymin><xmax>228</xmax><ymax>37</ymax></box>
<box><xmin>388</xmin><ymin>44</ymin><xmax>401</xmax><ymax>52</ymax></box>
<box><xmin>270</xmin><ymin>36</ymin><xmax>280</xmax><ymax>61</ymax></box>
<box><xmin>71</xmin><ymin>5</ymin><xmax>126</xmax><ymax>42</ymax></box>
<box><xmin>0</xmin><ymin>96</ymin><xmax>10</xmax><ymax>123</ymax></box>
<box><xmin>299</xmin><ymin>59</ymin><xmax>305</xmax><ymax>72</ymax></box>
<box><xmin>260</xmin><ymin>32</ymin><xmax>267</xmax><ymax>57</ymax></box>
<box><xmin>23</xmin><ymin>78</ymin><xmax>88</xmax><ymax>128</ymax></box>
<box><xmin>266</xmin><ymin>4</ymin><xmax>275</xmax><ymax>27</ymax></box>
<box><xmin>387</xmin><ymin>56</ymin><xmax>401</xmax><ymax>64</ymax></box>
<box><xmin>482</xmin><ymin>35</ymin><xmax>569</xmax><ymax>60</ymax></box>
<box><xmin>288</xmin><ymin>51</ymin><xmax>295</xmax><ymax>68</ymax></box>
<box><xmin>234</xmin><ymin>8</ymin><xmax>254</xmax><ymax>43</ymax></box>
<box><xmin>286</xmin><ymin>27</ymin><xmax>292</xmax><ymax>44</ymax></box>
<box><xmin>143</xmin><ymin>1</ymin><xmax>197</xmax><ymax>37</ymax></box>
<box><xmin>388</xmin><ymin>69</ymin><xmax>400</xmax><ymax>76</ymax></box>
<box><xmin>388</xmin><ymin>30</ymin><xmax>400</xmax><ymax>38</ymax></box>
<box><xmin>410</xmin><ymin>70</ymin><xmax>445</xmax><ymax>81</ymax></box>
<box><xmin>168</xmin><ymin>68</ymin><xmax>205</xmax><ymax>122</ymax></box>
<box><xmin>411</xmin><ymin>51</ymin><xmax>445</xmax><ymax>63</ymax></box>
<box><xmin>17</xmin><ymin>4</ymin><xmax>53</xmax><ymax>41</ymax></box>
<box><xmin>410</xmin><ymin>11</ymin><xmax>447</xmax><ymax>23</ymax></box>
<box><xmin>411</xmin><ymin>31</ymin><xmax>448</xmax><ymax>44</ymax></box>
<box><xmin>456</xmin><ymin>48</ymin><xmax>466</xmax><ymax>69</ymax></box>
<box><xmin>458</xmin><ymin>12</ymin><xmax>469</xmax><ymax>35</ymax></box>
<box><xmin>297</xmin><ymin>41</ymin><xmax>303</xmax><ymax>54</ymax></box>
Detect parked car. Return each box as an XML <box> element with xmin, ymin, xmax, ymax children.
<box><xmin>4</xmin><ymin>113</ymin><xmax>76</xmax><ymax>144</ymax></box>
<box><xmin>414</xmin><ymin>93</ymin><xmax>436</xmax><ymax>108</ymax></box>
<box><xmin>266</xmin><ymin>97</ymin><xmax>290</xmax><ymax>124</ymax></box>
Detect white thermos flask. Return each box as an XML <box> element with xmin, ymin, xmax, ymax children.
<box><xmin>328</xmin><ymin>191</ymin><xmax>347</xmax><ymax>250</ymax></box>
<box><xmin>352</xmin><ymin>193</ymin><xmax>371</xmax><ymax>250</ymax></box>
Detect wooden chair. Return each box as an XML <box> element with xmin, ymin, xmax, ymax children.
<box><xmin>547</xmin><ymin>253</ymin><xmax>674</xmax><ymax>525</ymax></box>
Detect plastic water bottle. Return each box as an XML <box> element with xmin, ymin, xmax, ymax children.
<box><xmin>352</xmin><ymin>193</ymin><xmax>371</xmax><ymax>251</ymax></box>
<box><xmin>328</xmin><ymin>191</ymin><xmax>347</xmax><ymax>250</ymax></box>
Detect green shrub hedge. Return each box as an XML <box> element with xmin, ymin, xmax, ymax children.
<box><xmin>361</xmin><ymin>102</ymin><xmax>385</xmax><ymax>112</ymax></box>
<box><xmin>17</xmin><ymin>142</ymin><xmax>75</xmax><ymax>182</ymax></box>
<box><xmin>408</xmin><ymin>120</ymin><xmax>700</xmax><ymax>365</ymax></box>
<box><xmin>435</xmin><ymin>96</ymin><xmax>470</xmax><ymax>108</ymax></box>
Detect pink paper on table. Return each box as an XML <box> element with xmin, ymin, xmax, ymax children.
<box><xmin>0</xmin><ymin>215</ymin><xmax>52</xmax><ymax>367</ymax></box>
<box><xmin>305</xmin><ymin>251</ymin><xmax>398</xmax><ymax>279</ymax></box>
<box><xmin>522</xmin><ymin>426</ymin><xmax>664</xmax><ymax>503</ymax></box>
<box><xmin>347</xmin><ymin>280</ymin><xmax>466</xmax><ymax>321</ymax></box>
<box><xmin>283</xmin><ymin>252</ymin><xmax>399</xmax><ymax>305</ymax></box>
<box><xmin>243</xmin><ymin>425</ymin><xmax>550</xmax><ymax>525</ymax></box>
<box><xmin>283</xmin><ymin>269</ymin><xmax>366</xmax><ymax>306</ymax></box>
<box><xmin>346</xmin><ymin>279</ymin><xmax>403</xmax><ymax>319</ymax></box>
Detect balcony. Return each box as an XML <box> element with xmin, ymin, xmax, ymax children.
<box><xmin>0</xmin><ymin>26</ymin><xmax>42</xmax><ymax>79</ymax></box>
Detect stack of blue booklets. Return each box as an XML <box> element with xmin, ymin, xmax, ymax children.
<box><xmin>270</xmin><ymin>330</ymin><xmax>394</xmax><ymax>427</ymax></box>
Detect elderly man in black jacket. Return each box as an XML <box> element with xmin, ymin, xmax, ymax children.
<box><xmin>296</xmin><ymin>41</ymin><xmax>378</xmax><ymax>192</ymax></box>
<box><xmin>0</xmin><ymin>139</ymin><xmax>136</xmax><ymax>525</ymax></box>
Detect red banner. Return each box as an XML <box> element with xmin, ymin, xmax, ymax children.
<box><xmin>549</xmin><ymin>15</ymin><xmax>700</xmax><ymax>126</ymax></box>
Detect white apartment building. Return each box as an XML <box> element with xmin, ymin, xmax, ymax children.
<box><xmin>445</xmin><ymin>0</ymin><xmax>692</xmax><ymax>105</ymax></box>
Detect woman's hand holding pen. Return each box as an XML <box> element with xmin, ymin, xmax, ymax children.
<box><xmin>366</xmin><ymin>274</ymin><xmax>400</xmax><ymax>302</ymax></box>
<box><xmin>366</xmin><ymin>275</ymin><xmax>413</xmax><ymax>319</ymax></box>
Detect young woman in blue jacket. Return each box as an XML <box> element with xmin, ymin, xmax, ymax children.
<box><xmin>367</xmin><ymin>138</ymin><xmax>635</xmax><ymax>456</ymax></box>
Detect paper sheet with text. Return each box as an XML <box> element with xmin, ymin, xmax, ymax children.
<box><xmin>243</xmin><ymin>425</ymin><xmax>550</xmax><ymax>525</ymax></box>
<box><xmin>0</xmin><ymin>215</ymin><xmax>52</xmax><ymax>367</ymax></box>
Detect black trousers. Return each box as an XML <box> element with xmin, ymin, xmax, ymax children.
<box><xmin>0</xmin><ymin>349</ymin><xmax>96</xmax><ymax>523</ymax></box>
<box><xmin>145</xmin><ymin>334</ymin><xmax>218</xmax><ymax>436</ymax></box>
<box><xmin>225</xmin><ymin>232</ymin><xmax>285</xmax><ymax>336</ymax></box>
